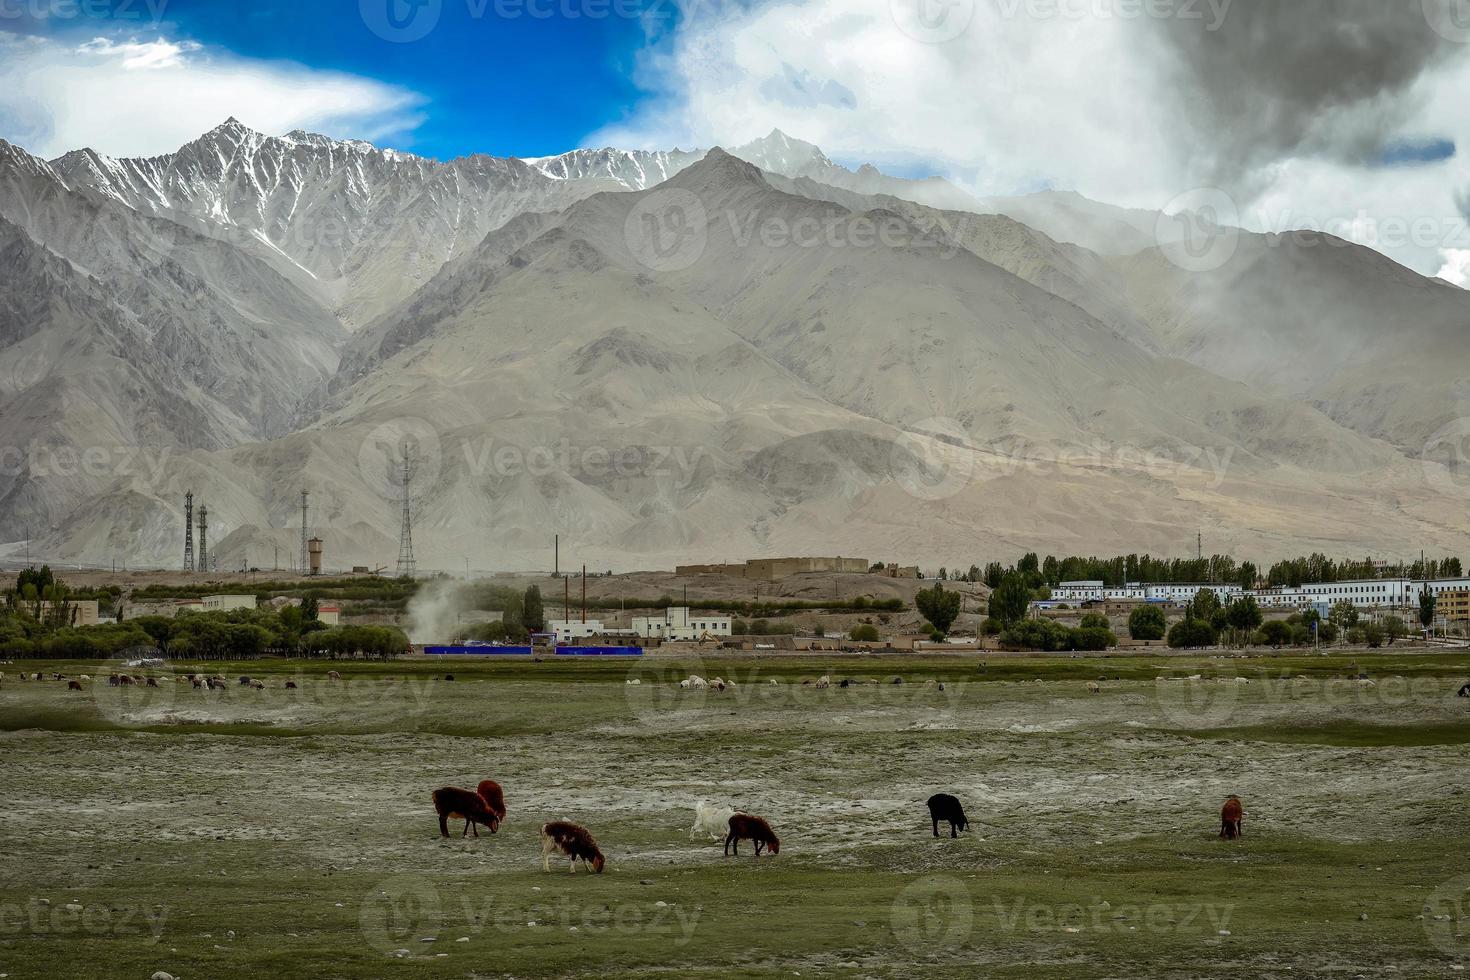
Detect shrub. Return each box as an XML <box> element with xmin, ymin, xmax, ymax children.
<box><xmin>1255</xmin><ymin>620</ymin><xmax>1293</xmax><ymax>647</ymax></box>
<box><xmin>849</xmin><ymin>623</ymin><xmax>880</xmax><ymax>642</ymax></box>
<box><xmin>1079</xmin><ymin>613</ymin><xmax>1110</xmax><ymax>630</ymax></box>
<box><xmin>1128</xmin><ymin>605</ymin><xmax>1166</xmax><ymax>641</ymax></box>
<box><xmin>1167</xmin><ymin>619</ymin><xmax>1216</xmax><ymax>649</ymax></box>
<box><xmin>1000</xmin><ymin>619</ymin><xmax>1073</xmax><ymax>652</ymax></box>
<box><xmin>1069</xmin><ymin>626</ymin><xmax>1117</xmax><ymax>651</ymax></box>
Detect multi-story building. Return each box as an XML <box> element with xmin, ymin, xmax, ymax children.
<box><xmin>1436</xmin><ymin>589</ymin><xmax>1470</xmax><ymax>625</ymax></box>
<box><xmin>630</xmin><ymin>607</ymin><xmax>732</xmax><ymax>640</ymax></box>
<box><xmin>201</xmin><ymin>594</ymin><xmax>257</xmax><ymax>612</ymax></box>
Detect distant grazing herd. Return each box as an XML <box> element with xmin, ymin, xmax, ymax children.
<box><xmin>431</xmin><ymin>780</ymin><xmax>1249</xmax><ymax>874</ymax></box>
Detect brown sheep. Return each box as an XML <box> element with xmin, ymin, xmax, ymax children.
<box><xmin>476</xmin><ymin>780</ymin><xmax>506</xmax><ymax>825</ymax></box>
<box><xmin>540</xmin><ymin>821</ymin><xmax>604</xmax><ymax>873</ymax></box>
<box><xmin>725</xmin><ymin>813</ymin><xmax>780</xmax><ymax>857</ymax></box>
<box><xmin>1220</xmin><ymin>796</ymin><xmax>1244</xmax><ymax>840</ymax></box>
<box><xmin>432</xmin><ymin>786</ymin><xmax>501</xmax><ymax>837</ymax></box>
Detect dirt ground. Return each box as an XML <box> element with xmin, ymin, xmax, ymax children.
<box><xmin>2</xmin><ymin>651</ymin><xmax>1469</xmax><ymax>978</ymax></box>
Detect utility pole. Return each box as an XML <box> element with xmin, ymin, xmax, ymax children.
<box><xmin>581</xmin><ymin>564</ymin><xmax>586</xmax><ymax>624</ymax></box>
<box><xmin>299</xmin><ymin>489</ymin><xmax>310</xmax><ymax>576</ymax></box>
<box><xmin>554</xmin><ymin>534</ymin><xmax>559</xmax><ymax>577</ymax></box>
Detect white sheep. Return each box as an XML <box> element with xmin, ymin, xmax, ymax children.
<box><xmin>1086</xmin><ymin>681</ymin><xmax>1101</xmax><ymax>694</ymax></box>
<box><xmin>689</xmin><ymin>800</ymin><xmax>735</xmax><ymax>840</ymax></box>
<box><xmin>680</xmin><ymin>675</ymin><xmax>708</xmax><ymax>690</ymax></box>
<box><xmin>626</xmin><ymin>678</ymin><xmax>641</xmax><ymax>685</ymax></box>
<box><xmin>815</xmin><ymin>675</ymin><xmax>831</xmax><ymax>689</ymax></box>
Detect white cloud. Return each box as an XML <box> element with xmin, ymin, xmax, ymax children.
<box><xmin>1437</xmin><ymin>248</ymin><xmax>1470</xmax><ymax>286</ymax></box>
<box><xmin>596</xmin><ymin>0</ymin><xmax>1470</xmax><ymax>275</ymax></box>
<box><xmin>0</xmin><ymin>32</ymin><xmax>426</xmax><ymax>159</ymax></box>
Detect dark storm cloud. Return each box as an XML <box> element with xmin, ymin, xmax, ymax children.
<box><xmin>1147</xmin><ymin>0</ymin><xmax>1466</xmax><ymax>182</ymax></box>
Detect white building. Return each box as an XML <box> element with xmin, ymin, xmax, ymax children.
<box><xmin>201</xmin><ymin>594</ymin><xmax>256</xmax><ymax>611</ymax></box>
<box><xmin>1144</xmin><ymin>583</ymin><xmax>1243</xmax><ymax>603</ymax></box>
<box><xmin>1049</xmin><ymin>581</ymin><xmax>1235</xmax><ymax>604</ymax></box>
<box><xmin>317</xmin><ymin>604</ymin><xmax>341</xmax><ymax>626</ymax></box>
<box><xmin>548</xmin><ymin>619</ymin><xmax>606</xmax><ymax>643</ymax></box>
<box><xmin>630</xmin><ymin>607</ymin><xmax>732</xmax><ymax>641</ymax></box>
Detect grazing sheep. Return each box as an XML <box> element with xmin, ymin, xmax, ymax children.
<box><xmin>625</xmin><ymin>678</ymin><xmax>641</xmax><ymax>685</ymax></box>
<box><xmin>815</xmin><ymin>676</ymin><xmax>831</xmax><ymax>689</ymax></box>
<box><xmin>433</xmin><ymin>786</ymin><xmax>501</xmax><ymax>837</ymax></box>
<box><xmin>541</xmin><ymin>821</ymin><xmax>604</xmax><ymax>873</ymax></box>
<box><xmin>926</xmin><ymin>793</ymin><xmax>970</xmax><ymax>838</ymax></box>
<box><xmin>207</xmin><ymin>677</ymin><xmax>226</xmax><ymax>690</ymax></box>
<box><xmin>328</xmin><ymin>670</ymin><xmax>341</xmax><ymax>681</ymax></box>
<box><xmin>475</xmin><ymin>780</ymin><xmax>506</xmax><ymax>824</ymax></box>
<box><xmin>689</xmin><ymin>801</ymin><xmax>735</xmax><ymax>840</ymax></box>
<box><xmin>251</xmin><ymin>680</ymin><xmax>265</xmax><ymax>690</ymax></box>
<box><xmin>78</xmin><ymin>674</ymin><xmax>89</xmax><ymax>682</ymax></box>
<box><xmin>680</xmin><ymin>675</ymin><xmax>707</xmax><ymax>690</ymax></box>
<box><xmin>1220</xmin><ymin>796</ymin><xmax>1244</xmax><ymax>840</ymax></box>
<box><xmin>1458</xmin><ymin>681</ymin><xmax>1470</xmax><ymax>698</ymax></box>
<box><xmin>725</xmin><ymin>813</ymin><xmax>780</xmax><ymax>857</ymax></box>
<box><xmin>710</xmin><ymin>677</ymin><xmax>727</xmax><ymax>692</ymax></box>
<box><xmin>1086</xmin><ymin>681</ymin><xmax>1101</xmax><ymax>694</ymax></box>
<box><xmin>120</xmin><ymin>675</ymin><xmax>136</xmax><ymax>686</ymax></box>
<box><xmin>67</xmin><ymin>680</ymin><xmax>82</xmax><ymax>691</ymax></box>
<box><xmin>1357</xmin><ymin>678</ymin><xmax>1376</xmax><ymax>688</ymax></box>
<box><xmin>192</xmin><ymin>678</ymin><xmax>204</xmax><ymax>689</ymax></box>
<box><xmin>839</xmin><ymin>678</ymin><xmax>854</xmax><ymax>689</ymax></box>
<box><xmin>1234</xmin><ymin>677</ymin><xmax>1250</xmax><ymax>685</ymax></box>
<box><xmin>146</xmin><ymin>677</ymin><xmax>159</xmax><ymax>688</ymax></box>
<box><xmin>285</xmin><ymin>681</ymin><xmax>298</xmax><ymax>690</ymax></box>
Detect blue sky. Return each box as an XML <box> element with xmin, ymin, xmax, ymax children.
<box><xmin>1</xmin><ymin>0</ymin><xmax>674</xmax><ymax>159</ymax></box>
<box><xmin>2</xmin><ymin>2</ymin><xmax>1469</xmax><ymax>282</ymax></box>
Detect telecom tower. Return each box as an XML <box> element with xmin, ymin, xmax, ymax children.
<box><xmin>396</xmin><ymin>441</ymin><xmax>417</xmax><ymax>578</ymax></box>
<box><xmin>183</xmin><ymin>491</ymin><xmax>195</xmax><ymax>572</ymax></box>
<box><xmin>299</xmin><ymin>489</ymin><xmax>309</xmax><ymax>575</ymax></box>
<box><xmin>197</xmin><ymin>505</ymin><xmax>208</xmax><ymax>575</ymax></box>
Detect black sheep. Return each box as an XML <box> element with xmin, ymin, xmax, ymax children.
<box><xmin>926</xmin><ymin>793</ymin><xmax>969</xmax><ymax>838</ymax></box>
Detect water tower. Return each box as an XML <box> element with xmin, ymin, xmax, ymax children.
<box><xmin>307</xmin><ymin>536</ymin><xmax>323</xmax><ymax>577</ymax></box>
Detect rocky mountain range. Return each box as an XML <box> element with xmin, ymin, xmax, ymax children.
<box><xmin>1</xmin><ymin>120</ymin><xmax>1467</xmax><ymax>572</ymax></box>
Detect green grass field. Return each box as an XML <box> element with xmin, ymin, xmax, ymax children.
<box><xmin>2</xmin><ymin>651</ymin><xmax>1469</xmax><ymax>977</ymax></box>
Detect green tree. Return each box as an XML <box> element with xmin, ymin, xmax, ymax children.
<box><xmin>1420</xmin><ymin>590</ymin><xmax>1437</xmax><ymax>629</ymax></box>
<box><xmin>1328</xmin><ymin>601</ymin><xmax>1357</xmax><ymax>631</ymax></box>
<box><xmin>1382</xmin><ymin>615</ymin><xmax>1406</xmax><ymax>644</ymax></box>
<box><xmin>1128</xmin><ymin>605</ymin><xmax>1166</xmax><ymax>641</ymax></box>
<box><xmin>916</xmin><ymin>581</ymin><xmax>962</xmax><ymax>635</ymax></box>
<box><xmin>1190</xmin><ymin>588</ymin><xmax>1221</xmax><ymax>623</ymax></box>
<box><xmin>522</xmin><ymin>585</ymin><xmax>545</xmax><ymax>633</ymax></box>
<box><xmin>988</xmin><ymin>573</ymin><xmax>1032</xmax><ymax>626</ymax></box>
<box><xmin>1079</xmin><ymin>613</ymin><xmax>1110</xmax><ymax>630</ymax></box>
<box><xmin>1255</xmin><ymin>620</ymin><xmax>1293</xmax><ymax>647</ymax></box>
<box><xmin>1167</xmin><ymin>619</ymin><xmax>1216</xmax><ymax>649</ymax></box>
<box><xmin>301</xmin><ymin>596</ymin><xmax>320</xmax><ymax>622</ymax></box>
<box><xmin>1226</xmin><ymin>596</ymin><xmax>1263</xmax><ymax>636</ymax></box>
<box><xmin>1362</xmin><ymin>623</ymin><xmax>1384</xmax><ymax>648</ymax></box>
<box><xmin>849</xmin><ymin>623</ymin><xmax>880</xmax><ymax>642</ymax></box>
